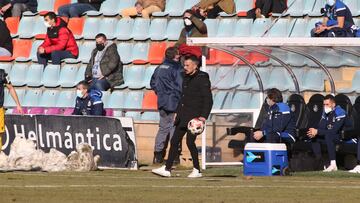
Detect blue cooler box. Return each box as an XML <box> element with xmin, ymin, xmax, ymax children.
<box><xmin>244</xmin><ymin>143</ymin><xmax>288</xmax><ymax>176</ymax></box>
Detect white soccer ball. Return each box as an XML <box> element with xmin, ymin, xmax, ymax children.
<box><xmin>187</xmin><ymin>118</ymin><xmax>205</xmax><ymax>135</ymax></box>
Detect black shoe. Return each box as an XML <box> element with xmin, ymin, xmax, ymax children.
<box><xmin>153</xmin><ymin>151</ymin><xmax>164</xmax><ymax>164</ymax></box>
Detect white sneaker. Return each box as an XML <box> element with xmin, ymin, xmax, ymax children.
<box><xmin>152</xmin><ymin>165</ymin><xmax>171</xmax><ymax>177</ymax></box>
<box><xmin>187</xmin><ymin>168</ymin><xmax>202</xmax><ymax>178</ymax></box>
<box><xmin>323</xmin><ymin>164</ymin><xmax>338</xmax><ymax>172</ymax></box>
<box><xmin>349</xmin><ymin>165</ymin><xmax>360</xmax><ymax>173</ymax></box>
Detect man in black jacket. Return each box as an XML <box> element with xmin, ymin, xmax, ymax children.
<box><xmin>152</xmin><ymin>55</ymin><xmax>213</xmax><ymax>178</ymax></box>
<box><xmin>0</xmin><ymin>19</ymin><xmax>12</xmax><ymax>57</ymax></box>
<box><xmin>58</xmin><ymin>0</ymin><xmax>104</xmax><ymax>18</ymax></box>
<box><xmin>0</xmin><ymin>0</ymin><xmax>37</xmax><ymax>17</ymax></box>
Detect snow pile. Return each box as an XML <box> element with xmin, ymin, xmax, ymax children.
<box><xmin>0</xmin><ymin>137</ymin><xmax>100</xmax><ymax>172</ymax></box>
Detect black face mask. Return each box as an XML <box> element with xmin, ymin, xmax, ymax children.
<box><xmin>96</xmin><ymin>43</ymin><xmax>105</xmax><ymax>51</ymax></box>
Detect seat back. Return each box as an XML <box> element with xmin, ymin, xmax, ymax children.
<box><xmin>300</xmin><ymin>94</ymin><xmax>324</xmax><ymax>129</ymax></box>
<box><xmin>335</xmin><ymin>94</ymin><xmax>353</xmax><ymax>131</ymax></box>
<box><xmin>287</xmin><ymin>94</ymin><xmax>306</xmax><ymax>128</ymax></box>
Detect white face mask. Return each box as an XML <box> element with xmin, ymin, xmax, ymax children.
<box><xmin>184</xmin><ymin>18</ymin><xmax>192</xmax><ymax>26</ymax></box>
<box><xmin>326</xmin><ymin>0</ymin><xmax>336</xmax><ymax>6</ymax></box>
<box><xmin>44</xmin><ymin>21</ymin><xmax>52</xmax><ymax>28</ymax></box>
<box><xmin>76</xmin><ymin>90</ymin><xmax>84</xmax><ymax>98</ymax></box>
<box><xmin>324</xmin><ymin>106</ymin><xmax>333</xmax><ymax>114</ymax></box>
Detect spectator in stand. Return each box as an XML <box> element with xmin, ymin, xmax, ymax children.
<box><xmin>85</xmin><ymin>33</ymin><xmax>124</xmax><ymax>91</ymax></box>
<box><xmin>175</xmin><ymin>9</ymin><xmax>207</xmax><ymax>61</ymax></box>
<box><xmin>37</xmin><ymin>12</ymin><xmax>78</xmax><ymax>67</ymax></box>
<box><xmin>121</xmin><ymin>0</ymin><xmax>165</xmax><ymax>19</ymax></box>
<box><xmin>150</xmin><ymin>47</ymin><xmax>183</xmax><ymax>164</ymax></box>
<box><xmin>311</xmin><ymin>0</ymin><xmax>355</xmax><ymax>37</ymax></box>
<box><xmin>58</xmin><ymin>0</ymin><xmax>104</xmax><ymax>18</ymax></box>
<box><xmin>73</xmin><ymin>80</ymin><xmax>105</xmax><ymax>116</ymax></box>
<box><xmin>247</xmin><ymin>0</ymin><xmax>287</xmax><ymax>20</ymax></box>
<box><xmin>0</xmin><ymin>19</ymin><xmax>12</xmax><ymax>57</ymax></box>
<box><xmin>0</xmin><ymin>0</ymin><xmax>37</xmax><ymax>18</ymax></box>
<box><xmin>193</xmin><ymin>0</ymin><xmax>235</xmax><ymax>19</ymax></box>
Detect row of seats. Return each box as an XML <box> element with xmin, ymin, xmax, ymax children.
<box><xmin>8</xmin><ymin>14</ymin><xmax>360</xmax><ymax>41</ymax></box>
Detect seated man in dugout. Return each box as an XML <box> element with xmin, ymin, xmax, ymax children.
<box><xmin>121</xmin><ymin>0</ymin><xmax>165</xmax><ymax>19</ymax></box>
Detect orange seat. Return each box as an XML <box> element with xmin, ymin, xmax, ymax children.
<box><xmin>67</xmin><ymin>17</ymin><xmax>85</xmax><ymax>36</ymax></box>
<box><xmin>142</xmin><ymin>90</ymin><xmax>158</xmax><ymax>110</ymax></box>
<box><xmin>206</xmin><ymin>48</ymin><xmax>217</xmax><ymax>65</ymax></box>
<box><xmin>0</xmin><ymin>39</ymin><xmax>32</xmax><ymax>62</ymax></box>
<box><xmin>54</xmin><ymin>0</ymin><xmax>71</xmax><ymax>13</ymax></box>
<box><xmin>5</xmin><ymin>17</ymin><xmax>20</xmax><ymax>36</ymax></box>
<box><xmin>148</xmin><ymin>42</ymin><xmax>167</xmax><ymax>65</ymax></box>
<box><xmin>216</xmin><ymin>50</ymin><xmax>238</xmax><ymax>65</ymax></box>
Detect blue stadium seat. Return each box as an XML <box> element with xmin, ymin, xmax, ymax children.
<box><xmin>26</xmin><ymin>64</ymin><xmax>44</xmax><ymax>87</ymax></box>
<box><xmin>235</xmin><ymin>0</ymin><xmax>253</xmax><ymax>15</ymax></box>
<box><xmin>289</xmin><ymin>18</ymin><xmax>307</xmax><ymax>37</ymax></box>
<box><xmin>184</xmin><ymin>0</ymin><xmax>200</xmax><ymax>11</ymax></box>
<box><xmin>125</xmin><ymin>112</ymin><xmax>141</xmax><ymax>120</ymax></box>
<box><xmin>204</xmin><ymin>19</ymin><xmax>219</xmax><ymax>37</ymax></box>
<box><xmin>321</xmin><ymin>49</ymin><xmax>343</xmax><ymax>67</ymax></box>
<box><xmin>265</xmin><ymin>68</ymin><xmax>292</xmax><ymax>91</ymax></box>
<box><xmin>4</xmin><ymin>88</ymin><xmax>25</xmax><ymax>107</ymax></box>
<box><xmin>289</xmin><ymin>68</ymin><xmax>305</xmax><ymax>92</ymax></box>
<box><xmin>115</xmin><ymin>18</ymin><xmax>134</xmax><ymax>40</ymax></box>
<box><xmin>56</xmin><ymin>90</ymin><xmax>76</xmax><ymax>108</ymax></box>
<box><xmin>233</xmin><ymin>19</ymin><xmax>252</xmax><ymax>37</ymax></box>
<box><xmin>124</xmin><ymin>91</ymin><xmax>144</xmax><ymax>109</ymax></box>
<box><xmin>59</xmin><ymin>64</ymin><xmax>79</xmax><ymax>87</ymax></box>
<box><xmin>125</xmin><ymin>65</ymin><xmax>146</xmax><ymax>89</ymax></box>
<box><xmin>214</xmin><ymin>66</ymin><xmax>235</xmax><ymax>89</ymax></box>
<box><xmin>117</xmin><ymin>43</ymin><xmax>133</xmax><ymax>64</ymax></box>
<box><xmin>302</xmin><ymin>68</ymin><xmax>325</xmax><ymax>91</ymax></box>
<box><xmin>338</xmin><ymin>70</ymin><xmax>360</xmax><ymax>93</ymax></box>
<box><xmin>82</xmin><ymin>17</ymin><xmax>101</xmax><ymax>40</ymax></box>
<box><xmin>231</xmin><ymin>91</ymin><xmax>252</xmax><ymax>109</ymax></box>
<box><xmin>266</xmin><ymin>19</ymin><xmax>295</xmax><ymax>37</ymax></box>
<box><xmin>75</xmin><ymin>64</ymin><xmax>87</xmax><ymax>84</ymax></box>
<box><xmin>149</xmin><ymin>18</ymin><xmax>168</xmax><ymax>41</ymax></box>
<box><xmin>23</xmin><ymin>89</ymin><xmax>42</xmax><ymax>107</ymax></box>
<box><xmin>9</xmin><ymin>63</ymin><xmax>28</xmax><ymax>86</ymax></box>
<box><xmin>216</xmin><ymin>18</ymin><xmax>236</xmax><ymax>37</ymax></box>
<box><xmin>152</xmin><ymin>0</ymin><xmax>184</xmax><ymax>17</ymax></box>
<box><xmin>143</xmin><ymin>65</ymin><xmax>157</xmax><ymax>89</ymax></box>
<box><xmin>17</xmin><ymin>16</ymin><xmax>36</xmax><ymax>38</ymax></box>
<box><xmin>119</xmin><ymin>0</ymin><xmax>137</xmax><ymax>15</ymax></box>
<box><xmin>141</xmin><ymin>112</ymin><xmax>160</xmax><ymax>121</ymax></box>
<box><xmin>242</xmin><ymin>68</ymin><xmax>270</xmax><ymax>90</ymax></box>
<box><xmin>65</xmin><ymin>41</ymin><xmax>96</xmax><ymax>64</ymax></box>
<box><xmin>99</xmin><ymin>18</ymin><xmax>118</xmax><ymax>40</ymax></box>
<box><xmin>0</xmin><ymin>63</ymin><xmax>12</xmax><ymax>73</ymax></box>
<box><xmin>86</xmin><ymin>0</ymin><xmax>120</xmax><ymax>16</ymax></box>
<box><xmin>166</xmin><ymin>19</ymin><xmax>184</xmax><ymax>40</ymax></box>
<box><xmin>32</xmin><ymin>16</ymin><xmax>47</xmax><ymax>38</ymax></box>
<box><xmin>204</xmin><ymin>66</ymin><xmax>217</xmax><ymax>88</ymax></box>
<box><xmin>308</xmin><ymin>0</ymin><xmax>324</xmax><ymax>16</ymax></box>
<box><xmin>249</xmin><ymin>92</ymin><xmax>262</xmax><ymax>109</ymax></box>
<box><xmin>231</xmin><ymin>67</ymin><xmax>250</xmax><ymax>89</ymax></box>
<box><xmin>212</xmin><ymin>91</ymin><xmax>233</xmax><ymax>109</ymax></box>
<box><xmin>303</xmin><ymin>0</ymin><xmax>316</xmax><ymax>16</ymax></box>
<box><xmin>286</xmin><ymin>0</ymin><xmax>305</xmax><ymax>16</ymax></box>
<box><xmin>17</xmin><ymin>40</ymin><xmax>43</xmax><ymax>62</ymax></box>
<box><xmin>101</xmin><ymin>91</ymin><xmax>111</xmax><ymax>108</ymax></box>
<box><xmin>42</xmin><ymin>64</ymin><xmax>60</xmax><ymax>87</ymax></box>
<box><xmin>132</xmin><ymin>42</ymin><xmax>149</xmax><ymax>64</ymax></box>
<box><xmin>131</xmin><ymin>18</ymin><xmax>150</xmax><ymax>40</ymax></box>
<box><xmin>39</xmin><ymin>90</ymin><xmax>59</xmax><ymax>107</ymax></box>
<box><xmin>108</xmin><ymin>91</ymin><xmax>126</xmax><ymax>109</ymax></box>
<box><xmin>251</xmin><ymin>18</ymin><xmax>271</xmax><ymax>37</ymax></box>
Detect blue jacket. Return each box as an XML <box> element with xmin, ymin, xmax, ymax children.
<box><xmin>261</xmin><ymin>102</ymin><xmax>296</xmax><ymax>143</ymax></box>
<box><xmin>72</xmin><ymin>89</ymin><xmax>105</xmax><ymax>116</ymax></box>
<box><xmin>324</xmin><ymin>0</ymin><xmax>354</xmax><ymax>29</ymax></box>
<box><xmin>317</xmin><ymin>105</ymin><xmax>346</xmax><ymax>138</ymax></box>
<box><xmin>150</xmin><ymin>58</ymin><xmax>183</xmax><ymax>112</ymax></box>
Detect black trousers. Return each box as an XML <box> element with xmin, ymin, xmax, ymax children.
<box><xmin>311</xmin><ymin>134</ymin><xmax>340</xmax><ymax>161</ymax></box>
<box><xmin>165</xmin><ymin>124</ymin><xmax>200</xmax><ymax>171</ymax></box>
<box><xmin>207</xmin><ymin>5</ymin><xmax>223</xmax><ymax>19</ymax></box>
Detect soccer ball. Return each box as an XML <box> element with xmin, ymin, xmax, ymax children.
<box><xmin>187</xmin><ymin>118</ymin><xmax>205</xmax><ymax>135</ymax></box>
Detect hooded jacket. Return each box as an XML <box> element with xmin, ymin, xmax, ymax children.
<box><xmin>40</xmin><ymin>17</ymin><xmax>79</xmax><ymax>57</ymax></box>
<box><xmin>73</xmin><ymin>88</ymin><xmax>104</xmax><ymax>116</ymax></box>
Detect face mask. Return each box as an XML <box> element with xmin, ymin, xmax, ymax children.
<box><xmin>76</xmin><ymin>90</ymin><xmax>84</xmax><ymax>98</ymax></box>
<box><xmin>44</xmin><ymin>21</ymin><xmax>51</xmax><ymax>28</ymax></box>
<box><xmin>184</xmin><ymin>18</ymin><xmax>192</xmax><ymax>26</ymax></box>
<box><xmin>96</xmin><ymin>43</ymin><xmax>105</xmax><ymax>51</ymax></box>
<box><xmin>324</xmin><ymin>106</ymin><xmax>333</xmax><ymax>114</ymax></box>
<box><xmin>326</xmin><ymin>0</ymin><xmax>336</xmax><ymax>6</ymax></box>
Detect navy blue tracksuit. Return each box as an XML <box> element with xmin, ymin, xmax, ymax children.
<box><xmin>311</xmin><ymin>105</ymin><xmax>346</xmax><ymax>160</ymax></box>
<box><xmin>72</xmin><ymin>89</ymin><xmax>104</xmax><ymax>116</ymax></box>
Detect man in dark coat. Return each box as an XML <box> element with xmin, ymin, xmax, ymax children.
<box><xmin>152</xmin><ymin>55</ymin><xmax>213</xmax><ymax>178</ymax></box>
<box><xmin>0</xmin><ymin>19</ymin><xmax>12</xmax><ymax>57</ymax></box>
<box><xmin>85</xmin><ymin>33</ymin><xmax>124</xmax><ymax>91</ymax></box>
<box><xmin>150</xmin><ymin>47</ymin><xmax>183</xmax><ymax>164</ymax></box>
